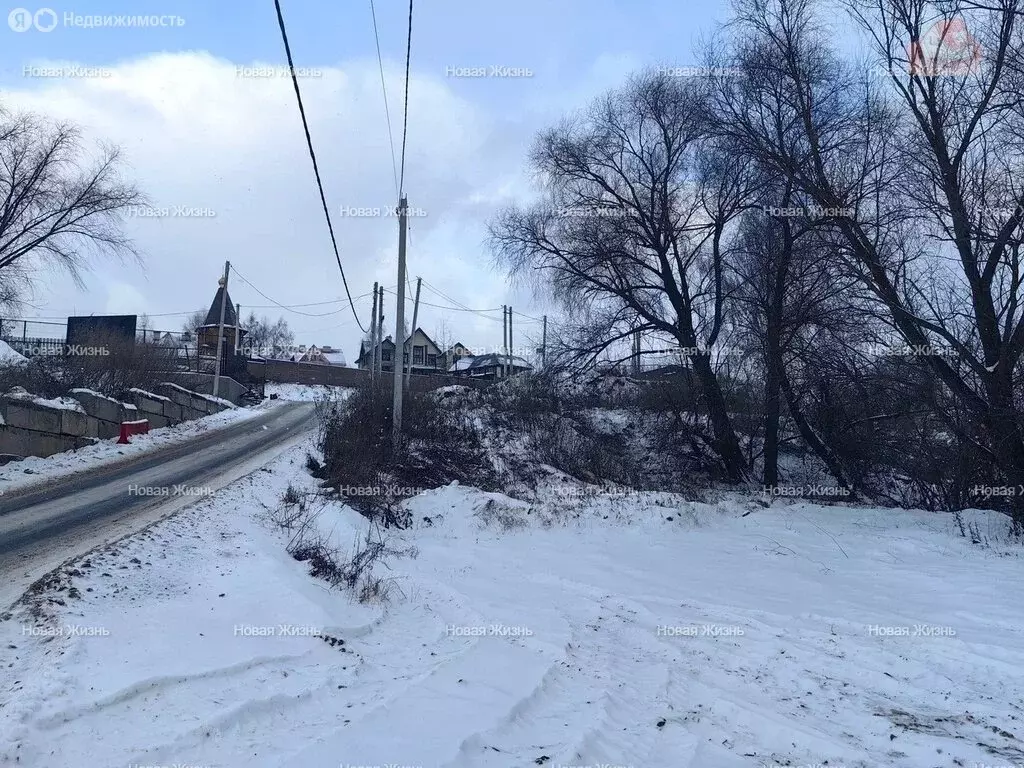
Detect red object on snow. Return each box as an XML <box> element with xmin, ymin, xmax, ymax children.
<box><xmin>117</xmin><ymin>419</ymin><xmax>150</xmax><ymax>444</ymax></box>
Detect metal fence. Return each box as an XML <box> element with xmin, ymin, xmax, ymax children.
<box><xmin>1</xmin><ymin>317</ymin><xmax>198</xmax><ymax>342</ymax></box>
<box><xmin>0</xmin><ymin>317</ymin><xmax>198</xmax><ymax>362</ymax></box>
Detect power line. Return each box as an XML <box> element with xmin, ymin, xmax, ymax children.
<box><xmin>19</xmin><ymin>293</ymin><xmax>377</xmax><ymax>322</ymax></box>
<box><xmin>420</xmin><ymin>279</ymin><xmax>499</xmax><ymax>315</ymax></box>
<box><xmin>232</xmin><ymin>265</ymin><xmax>374</xmax><ymax>317</ymax></box>
<box><xmin>398</xmin><ymin>0</ymin><xmax>413</xmax><ymax>198</ymax></box>
<box><xmin>248</xmin><ymin>296</ymin><xmax>372</xmax><ymax>309</ymax></box>
<box><xmin>19</xmin><ymin>309</ymin><xmax>207</xmax><ymax>321</ymax></box>
<box><xmin>418</xmin><ymin>278</ymin><xmax>546</xmax><ymax>324</ymax></box>
<box><xmin>273</xmin><ymin>0</ymin><xmax>368</xmax><ymax>333</ymax></box>
<box><xmin>369</xmin><ymin>0</ymin><xmax>399</xmax><ymax>197</ymax></box>
<box><xmin>380</xmin><ymin>286</ymin><xmax>507</xmax><ymax>320</ymax></box>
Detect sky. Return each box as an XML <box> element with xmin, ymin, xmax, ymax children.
<box><xmin>0</xmin><ymin>0</ymin><xmax>732</xmax><ymax>362</ymax></box>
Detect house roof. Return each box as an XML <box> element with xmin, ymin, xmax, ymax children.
<box><xmin>202</xmin><ymin>284</ymin><xmax>241</xmax><ymax>327</ymax></box>
<box><xmin>449</xmin><ymin>353</ymin><xmax>534</xmax><ymax>372</ymax></box>
<box><xmin>298</xmin><ymin>345</ymin><xmax>348</xmax><ymax>366</ymax></box>
<box><xmin>445</xmin><ymin>342</ymin><xmax>473</xmax><ymax>356</ymax></box>
<box><xmin>363</xmin><ymin>328</ymin><xmax>437</xmax><ymax>356</ymax></box>
<box><xmin>411</xmin><ymin>327</ymin><xmax>441</xmax><ymax>353</ymax></box>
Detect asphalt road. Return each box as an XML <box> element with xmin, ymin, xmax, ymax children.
<box><xmin>0</xmin><ymin>400</ymin><xmax>315</xmax><ymax>607</ymax></box>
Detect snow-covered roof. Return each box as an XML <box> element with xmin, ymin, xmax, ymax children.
<box><xmin>448</xmin><ymin>353</ymin><xmax>533</xmax><ymax>372</ymax></box>
<box><xmin>322</xmin><ymin>351</ymin><xmax>347</xmax><ymax>366</ymax></box>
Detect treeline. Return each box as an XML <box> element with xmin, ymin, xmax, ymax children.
<box><xmin>490</xmin><ymin>0</ymin><xmax>1024</xmax><ymax>527</ymax></box>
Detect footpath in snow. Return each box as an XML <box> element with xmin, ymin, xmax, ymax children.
<box><xmin>1</xmin><ymin>387</ymin><xmax>1023</xmax><ymax>767</ymax></box>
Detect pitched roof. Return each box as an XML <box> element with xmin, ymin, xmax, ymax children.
<box><xmin>445</xmin><ymin>342</ymin><xmax>473</xmax><ymax>356</ymax></box>
<box><xmin>449</xmin><ymin>353</ymin><xmax>533</xmax><ymax>372</ymax></box>
<box><xmin>202</xmin><ymin>284</ymin><xmax>240</xmax><ymax>327</ymax></box>
<box><xmin>410</xmin><ymin>327</ymin><xmax>441</xmax><ymax>353</ymax></box>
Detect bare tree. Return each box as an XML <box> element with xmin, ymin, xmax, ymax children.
<box><xmin>490</xmin><ymin>71</ymin><xmax>755</xmax><ymax>482</ymax></box>
<box><xmin>731</xmin><ymin>178</ymin><xmax>863</xmax><ymax>493</ymax></box>
<box><xmin>242</xmin><ymin>313</ymin><xmax>294</xmax><ymax>358</ymax></box>
<box><xmin>0</xmin><ymin>108</ymin><xmax>143</xmax><ymax>295</ymax></box>
<box><xmin>707</xmin><ymin>0</ymin><xmax>1024</xmax><ymax>525</ymax></box>
<box><xmin>181</xmin><ymin>310</ymin><xmax>206</xmax><ymax>339</ymax></box>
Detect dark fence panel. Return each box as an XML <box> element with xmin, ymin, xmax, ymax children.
<box><xmin>250</xmin><ymin>360</ymin><xmax>487</xmax><ymax>391</ymax></box>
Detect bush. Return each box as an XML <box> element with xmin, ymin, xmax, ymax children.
<box><xmin>478</xmin><ymin>372</ymin><xmax>719</xmax><ymax>493</ymax></box>
<box><xmin>271</xmin><ymin>485</ymin><xmax>407</xmax><ymax>604</ymax></box>
<box><xmin>0</xmin><ymin>335</ymin><xmax>191</xmax><ymax>401</ymax></box>
<box><xmin>317</xmin><ymin>383</ymin><xmax>494</xmax><ymax>527</ymax></box>
<box><xmin>0</xmin><ymin>359</ymin><xmax>67</xmax><ymax>399</ymax></box>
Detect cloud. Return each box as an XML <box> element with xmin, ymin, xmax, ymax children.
<box><xmin>3</xmin><ymin>50</ymin><xmax>550</xmax><ymax>357</ymax></box>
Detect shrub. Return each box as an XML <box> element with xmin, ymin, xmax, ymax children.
<box><xmin>317</xmin><ymin>384</ymin><xmax>494</xmax><ymax>527</ymax></box>
<box><xmin>271</xmin><ymin>485</ymin><xmax>405</xmax><ymax>604</ymax></box>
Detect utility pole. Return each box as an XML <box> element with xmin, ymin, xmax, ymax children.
<box><xmin>392</xmin><ymin>195</ymin><xmax>409</xmax><ymax>450</ymax></box>
<box><xmin>377</xmin><ymin>285</ymin><xmax>385</xmax><ymax>378</ymax></box>
<box><xmin>212</xmin><ymin>260</ymin><xmax>230</xmax><ymax>399</ymax></box>
<box><xmin>369</xmin><ymin>282</ymin><xmax>378</xmax><ymax>385</ymax></box>
<box><xmin>508</xmin><ymin>305</ymin><xmax>514</xmax><ymax>376</ymax></box>
<box><xmin>234</xmin><ymin>303</ymin><xmax>241</xmax><ymax>355</ymax></box>
<box><xmin>374</xmin><ymin>286</ymin><xmax>384</xmax><ymax>380</ymax></box>
<box><xmin>501</xmin><ymin>305</ymin><xmax>507</xmax><ymax>378</ymax></box>
<box><xmin>405</xmin><ymin>276</ymin><xmax>421</xmax><ymax>390</ymax></box>
<box><xmin>541</xmin><ymin>315</ymin><xmax>547</xmax><ymax>368</ymax></box>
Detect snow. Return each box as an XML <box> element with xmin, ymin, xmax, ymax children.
<box><xmin>0</xmin><ymin>340</ymin><xmax>26</xmax><ymax>365</ymax></box>
<box><xmin>157</xmin><ymin>381</ymin><xmax>236</xmax><ymax>409</ymax></box>
<box><xmin>452</xmin><ymin>353</ymin><xmax>534</xmax><ymax>373</ymax></box>
<box><xmin>0</xmin><ymin>399</ymin><xmax>273</xmax><ymax>498</ymax></box>
<box><xmin>127</xmin><ymin>386</ymin><xmax>172</xmax><ymax>403</ymax></box>
<box><xmin>68</xmin><ymin>387</ymin><xmax>119</xmax><ymax>403</ymax></box>
<box><xmin>2</xmin><ymin>432</ymin><xmax>1023</xmax><ymax>767</ymax></box>
<box><xmin>3</xmin><ymin>387</ymin><xmax>85</xmax><ymax>412</ymax></box>
<box><xmin>265</xmin><ymin>382</ymin><xmax>353</xmax><ymax>402</ymax></box>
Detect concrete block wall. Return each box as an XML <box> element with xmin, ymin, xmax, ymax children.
<box><xmin>70</xmin><ymin>389</ymin><xmax>137</xmax><ymax>439</ymax></box>
<box><xmin>172</xmin><ymin>373</ymin><xmax>246</xmax><ymax>405</ymax></box>
<box><xmin>0</xmin><ymin>392</ymin><xmax>99</xmax><ymax>458</ymax></box>
<box><xmin>0</xmin><ymin>382</ymin><xmax>235</xmax><ymax>461</ymax></box>
<box><xmin>0</xmin><ymin>424</ymin><xmax>96</xmax><ymax>458</ymax></box>
<box><xmin>154</xmin><ymin>383</ymin><xmax>233</xmax><ymax>420</ymax></box>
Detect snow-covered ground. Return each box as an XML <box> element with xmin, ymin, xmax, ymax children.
<box><xmin>2</xmin><ymin>426</ymin><xmax>1022</xmax><ymax>768</ymax></box>
<box><xmin>0</xmin><ymin>398</ymin><xmax>268</xmax><ymax>498</ymax></box>
<box><xmin>0</xmin><ymin>341</ymin><xmax>26</xmax><ymax>365</ymax></box>
<box><xmin>265</xmin><ymin>382</ymin><xmax>350</xmax><ymax>402</ymax></box>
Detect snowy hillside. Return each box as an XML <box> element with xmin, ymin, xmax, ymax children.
<box><xmin>2</xmin><ymin>421</ymin><xmax>1022</xmax><ymax>767</ymax></box>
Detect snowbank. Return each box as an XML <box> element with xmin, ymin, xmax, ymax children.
<box><xmin>3</xmin><ymin>442</ymin><xmax>1022</xmax><ymax>768</ymax></box>
<box><xmin>0</xmin><ymin>340</ymin><xmax>26</xmax><ymax>365</ymax></box>
<box><xmin>265</xmin><ymin>382</ymin><xmax>354</xmax><ymax>402</ymax></box>
<box><xmin>4</xmin><ymin>386</ymin><xmax>85</xmax><ymax>412</ymax></box>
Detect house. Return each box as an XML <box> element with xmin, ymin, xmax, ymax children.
<box><xmin>440</xmin><ymin>342</ymin><xmax>473</xmax><ymax>372</ymax></box>
<box><xmin>356</xmin><ymin>327</ymin><xmax>444</xmax><ymax>374</ymax></box>
<box><xmin>196</xmin><ymin>281</ymin><xmax>247</xmax><ymax>355</ymax></box>
<box><xmin>449</xmin><ymin>352</ymin><xmax>533</xmax><ymax>379</ymax></box>
<box><xmin>298</xmin><ymin>344</ymin><xmax>347</xmax><ymax>366</ymax></box>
